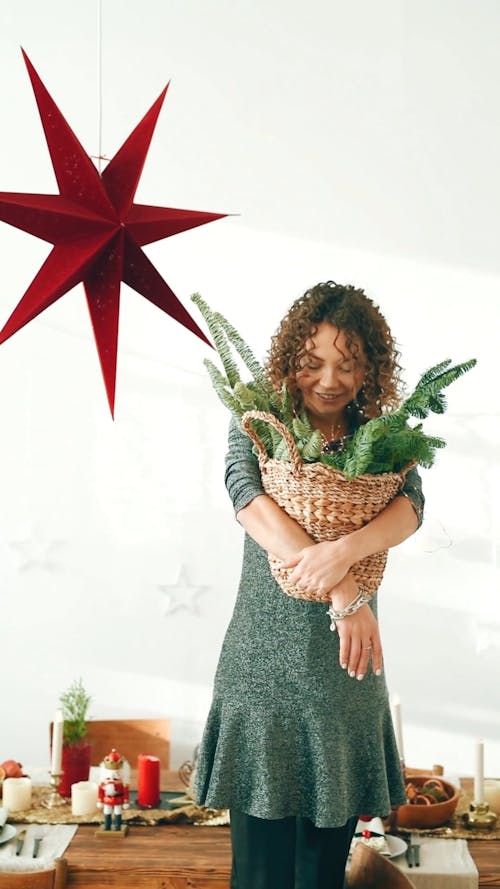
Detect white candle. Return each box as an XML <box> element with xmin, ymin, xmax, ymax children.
<box><xmin>51</xmin><ymin>709</ymin><xmax>64</xmax><ymax>774</ymax></box>
<box><xmin>71</xmin><ymin>781</ymin><xmax>99</xmax><ymax>816</ymax></box>
<box><xmin>390</xmin><ymin>694</ymin><xmax>405</xmax><ymax>762</ymax></box>
<box><xmin>474</xmin><ymin>739</ymin><xmax>484</xmax><ymax>803</ymax></box>
<box><xmin>2</xmin><ymin>777</ymin><xmax>32</xmax><ymax>811</ymax></box>
<box><xmin>484</xmin><ymin>778</ymin><xmax>500</xmax><ymax>814</ymax></box>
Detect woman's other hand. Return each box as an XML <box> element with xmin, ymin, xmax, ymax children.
<box><xmin>281</xmin><ymin>538</ymin><xmax>352</xmax><ymax>597</ymax></box>
<box><xmin>329</xmin><ymin>573</ymin><xmax>383</xmax><ymax>681</ymax></box>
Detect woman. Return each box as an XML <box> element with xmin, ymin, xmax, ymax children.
<box><xmin>194</xmin><ymin>281</ymin><xmax>424</xmax><ymax>889</ymax></box>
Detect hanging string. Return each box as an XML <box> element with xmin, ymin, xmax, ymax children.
<box><xmin>97</xmin><ymin>0</ymin><xmax>103</xmax><ymax>173</ymax></box>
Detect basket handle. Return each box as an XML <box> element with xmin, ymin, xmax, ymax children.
<box><xmin>241</xmin><ymin>410</ymin><xmax>303</xmax><ymax>473</ymax></box>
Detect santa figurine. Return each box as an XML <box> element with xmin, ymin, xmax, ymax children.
<box><xmin>97</xmin><ymin>748</ymin><xmax>130</xmax><ymax>831</ymax></box>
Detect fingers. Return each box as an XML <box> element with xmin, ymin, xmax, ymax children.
<box><xmin>353</xmin><ymin>641</ymin><xmax>376</xmax><ymax>681</ymax></box>
<box><xmin>338</xmin><ymin>627</ymin><xmax>351</xmax><ymax>673</ymax></box>
<box><xmin>283</xmin><ymin>542</ymin><xmax>350</xmax><ymax>590</ymax></box>
<box><xmin>288</xmin><ymin>563</ymin><xmax>317</xmax><ymax>590</ymax></box>
<box><xmin>280</xmin><ymin>553</ymin><xmax>302</xmax><ymax>570</ymax></box>
<box><xmin>370</xmin><ymin>634</ymin><xmax>383</xmax><ymax>677</ymax></box>
<box><xmin>337</xmin><ymin>611</ymin><xmax>383</xmax><ymax>680</ymax></box>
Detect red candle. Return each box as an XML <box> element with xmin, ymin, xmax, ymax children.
<box><xmin>137</xmin><ymin>754</ymin><xmax>161</xmax><ymax>807</ymax></box>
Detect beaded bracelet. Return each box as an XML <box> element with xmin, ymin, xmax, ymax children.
<box><xmin>327</xmin><ymin>591</ymin><xmax>372</xmax><ymax>632</ymax></box>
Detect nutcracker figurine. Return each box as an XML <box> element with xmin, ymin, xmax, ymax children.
<box><xmin>97</xmin><ymin>748</ymin><xmax>130</xmax><ymax>831</ymax></box>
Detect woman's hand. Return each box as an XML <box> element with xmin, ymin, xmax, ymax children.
<box><xmin>280</xmin><ymin>538</ymin><xmax>352</xmax><ymax>597</ymax></box>
<box><xmin>329</xmin><ymin>573</ymin><xmax>383</xmax><ymax>681</ymax></box>
<box><xmin>281</xmin><ymin>540</ymin><xmax>382</xmax><ymax>678</ymax></box>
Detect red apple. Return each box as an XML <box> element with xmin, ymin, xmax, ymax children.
<box><xmin>0</xmin><ymin>759</ymin><xmax>24</xmax><ymax>778</ymax></box>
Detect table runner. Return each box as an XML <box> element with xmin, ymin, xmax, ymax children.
<box><xmin>392</xmin><ymin>838</ymin><xmax>478</xmax><ymax>889</ymax></box>
<box><xmin>6</xmin><ymin>786</ymin><xmax>229</xmax><ymax>827</ymax></box>
<box><xmin>4</xmin><ymin>785</ymin><xmax>498</xmax><ymax>839</ymax></box>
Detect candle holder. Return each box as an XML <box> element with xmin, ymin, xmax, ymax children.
<box><xmin>462</xmin><ymin>801</ymin><xmax>498</xmax><ymax>830</ymax></box>
<box><xmin>41</xmin><ymin>771</ymin><xmax>68</xmax><ymax>808</ymax></box>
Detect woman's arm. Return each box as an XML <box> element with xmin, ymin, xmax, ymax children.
<box><xmin>236</xmin><ymin>493</ymin><xmax>315</xmax><ymax>559</ymax></box>
<box><xmin>339</xmin><ymin>493</ymin><xmax>419</xmax><ymax>562</ymax></box>
<box><xmin>225</xmin><ymin>417</ymin><xmax>316</xmax><ymax>558</ymax></box>
<box><xmin>236</xmin><ymin>492</ymin><xmax>386</xmax><ymax>682</ymax></box>
<box><xmin>283</xmin><ymin>493</ymin><xmax>418</xmax><ymax>595</ymax></box>
<box><xmin>229</xmin><ymin>415</ymin><xmax>423</xmax><ymax>593</ymax></box>
<box><xmin>227</xmin><ymin>418</ymin><xmax>423</xmax><ymax>681</ymax></box>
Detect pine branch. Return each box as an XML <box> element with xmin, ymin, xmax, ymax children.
<box><xmin>212</xmin><ymin>310</ymin><xmax>267</xmax><ymax>387</ymax></box>
<box><xmin>246</xmin><ymin>417</ymin><xmax>275</xmax><ymax>457</ymax></box>
<box><xmin>302</xmin><ymin>430</ymin><xmax>323</xmax><ymax>462</ymax></box>
<box><xmin>403</xmin><ymin>359</ymin><xmax>477</xmax><ymax>421</ymax></box>
<box><xmin>191</xmin><ymin>294</ymin><xmax>241</xmax><ymax>387</ymax></box>
<box><xmin>280</xmin><ymin>383</ymin><xmax>294</xmax><ymax>426</ymax></box>
<box><xmin>213</xmin><ymin>310</ymin><xmax>283</xmax><ymax>414</ymax></box>
<box><xmin>233</xmin><ymin>381</ymin><xmax>258</xmax><ymax>410</ymax></box>
<box><xmin>293</xmin><ymin>416</ymin><xmax>313</xmax><ymax>440</ymax></box>
<box><xmin>203</xmin><ymin>359</ymin><xmax>243</xmax><ymax>419</ymax></box>
<box><xmin>416</xmin><ymin>359</ymin><xmax>452</xmax><ymax>388</ymax></box>
<box><xmin>193</xmin><ymin>293</ymin><xmax>476</xmax><ymax>478</ymax></box>
<box><xmin>203</xmin><ymin>358</ymin><xmax>229</xmax><ymax>392</ymax></box>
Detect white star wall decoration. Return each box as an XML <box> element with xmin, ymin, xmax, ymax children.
<box><xmin>10</xmin><ymin>533</ymin><xmax>66</xmax><ymax>573</ymax></box>
<box><xmin>158</xmin><ymin>565</ymin><xmax>209</xmax><ymax>617</ymax></box>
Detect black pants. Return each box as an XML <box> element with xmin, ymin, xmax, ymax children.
<box><xmin>230</xmin><ymin>809</ymin><xmax>357</xmax><ymax>889</ymax></box>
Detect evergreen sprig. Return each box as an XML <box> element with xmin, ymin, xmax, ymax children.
<box><xmin>320</xmin><ymin>358</ymin><xmax>476</xmax><ymax>477</ymax></box>
<box><xmin>192</xmin><ymin>294</ymin><xmax>477</xmax><ymax>477</ymax></box>
<box><xmin>192</xmin><ymin>294</ymin><xmax>281</xmax><ymax>424</ymax></box>
<box><xmin>60</xmin><ymin>677</ymin><xmax>91</xmax><ymax>746</ymax></box>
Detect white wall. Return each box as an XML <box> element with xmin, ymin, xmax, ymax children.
<box><xmin>0</xmin><ymin>0</ymin><xmax>498</xmax><ymax>779</ymax></box>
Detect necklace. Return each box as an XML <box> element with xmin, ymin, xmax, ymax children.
<box><xmin>320</xmin><ymin>421</ymin><xmax>348</xmax><ymax>454</ymax></box>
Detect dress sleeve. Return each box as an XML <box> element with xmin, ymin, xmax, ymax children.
<box><xmin>224</xmin><ymin>417</ymin><xmax>265</xmax><ymax>514</ymax></box>
<box><xmin>398</xmin><ymin>466</ymin><xmax>425</xmax><ymax>528</ymax></box>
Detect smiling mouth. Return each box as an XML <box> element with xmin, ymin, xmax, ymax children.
<box><xmin>314</xmin><ymin>392</ymin><xmax>343</xmax><ymax>400</ymax></box>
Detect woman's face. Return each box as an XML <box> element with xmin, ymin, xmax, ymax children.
<box><xmin>295</xmin><ymin>322</ymin><xmax>366</xmax><ymax>427</ymax></box>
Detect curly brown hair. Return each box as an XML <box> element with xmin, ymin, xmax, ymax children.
<box><xmin>266</xmin><ymin>281</ymin><xmax>403</xmax><ymax>419</ymax></box>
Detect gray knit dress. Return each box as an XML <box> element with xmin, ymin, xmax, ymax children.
<box><xmin>194</xmin><ymin>419</ymin><xmax>424</xmax><ymax>828</ymax></box>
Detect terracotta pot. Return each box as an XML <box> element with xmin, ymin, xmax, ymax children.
<box><xmin>396</xmin><ymin>775</ymin><xmax>459</xmax><ymax>828</ymax></box>
<box><xmin>59</xmin><ymin>743</ymin><xmax>92</xmax><ymax>798</ymax></box>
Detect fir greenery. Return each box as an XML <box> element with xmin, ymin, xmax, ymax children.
<box><xmin>192</xmin><ymin>294</ymin><xmax>477</xmax><ymax>478</ymax></box>
<box><xmin>59</xmin><ymin>677</ymin><xmax>91</xmax><ymax>746</ymax></box>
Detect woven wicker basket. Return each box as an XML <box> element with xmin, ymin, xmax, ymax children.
<box><xmin>241</xmin><ymin>410</ymin><xmax>408</xmax><ymax>602</ymax></box>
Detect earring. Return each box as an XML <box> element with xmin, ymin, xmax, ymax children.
<box><xmin>347</xmin><ymin>391</ymin><xmax>365</xmax><ymax>425</ymax></box>
<box><xmin>350</xmin><ymin>397</ymin><xmax>364</xmax><ymax>415</ymax></box>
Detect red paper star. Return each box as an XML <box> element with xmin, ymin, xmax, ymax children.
<box><xmin>0</xmin><ymin>50</ymin><xmax>225</xmax><ymax>416</ymax></box>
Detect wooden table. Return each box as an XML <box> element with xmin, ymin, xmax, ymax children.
<box><xmin>62</xmin><ymin>773</ymin><xmax>500</xmax><ymax>888</ymax></box>
<box><xmin>63</xmin><ymin>827</ymin><xmax>500</xmax><ymax>889</ymax></box>
<box><xmin>66</xmin><ymin>823</ymin><xmax>231</xmax><ymax>888</ymax></box>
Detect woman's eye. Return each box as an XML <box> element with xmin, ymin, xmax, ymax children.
<box><xmin>299</xmin><ymin>361</ymin><xmax>320</xmax><ymax>371</ymax></box>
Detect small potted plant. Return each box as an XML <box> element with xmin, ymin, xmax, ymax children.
<box><xmin>58</xmin><ymin>678</ymin><xmax>92</xmax><ymax>798</ymax></box>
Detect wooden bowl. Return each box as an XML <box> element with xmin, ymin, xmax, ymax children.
<box><xmin>396</xmin><ymin>775</ymin><xmax>460</xmax><ymax>828</ymax></box>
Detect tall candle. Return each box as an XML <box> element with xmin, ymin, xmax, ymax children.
<box><xmin>137</xmin><ymin>754</ymin><xmax>160</xmax><ymax>807</ymax></box>
<box><xmin>474</xmin><ymin>739</ymin><xmax>484</xmax><ymax>803</ymax></box>
<box><xmin>484</xmin><ymin>779</ymin><xmax>500</xmax><ymax>814</ymax></box>
<box><xmin>390</xmin><ymin>694</ymin><xmax>405</xmax><ymax>763</ymax></box>
<box><xmin>71</xmin><ymin>781</ymin><xmax>98</xmax><ymax>816</ymax></box>
<box><xmin>51</xmin><ymin>708</ymin><xmax>64</xmax><ymax>774</ymax></box>
<box><xmin>2</xmin><ymin>777</ymin><xmax>32</xmax><ymax>811</ymax></box>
